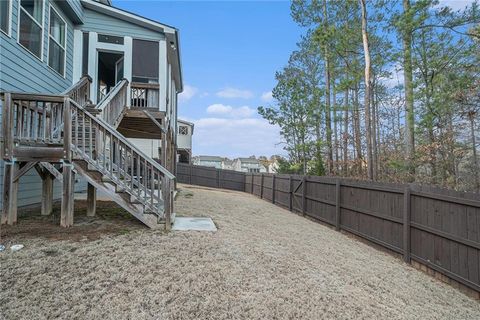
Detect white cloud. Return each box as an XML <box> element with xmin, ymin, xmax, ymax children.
<box><xmin>216</xmin><ymin>87</ymin><xmax>253</xmax><ymax>99</ymax></box>
<box><xmin>206</xmin><ymin>103</ymin><xmax>255</xmax><ymax>118</ymax></box>
<box><xmin>179</xmin><ymin>84</ymin><xmax>198</xmax><ymax>103</ymax></box>
<box><xmin>381</xmin><ymin>63</ymin><xmax>404</xmax><ymax>89</ymax></box>
<box><xmin>192</xmin><ymin>117</ymin><xmax>283</xmax><ymax>158</ymax></box>
<box><xmin>437</xmin><ymin>0</ymin><xmax>475</xmax><ymax>10</ymax></box>
<box><xmin>261</xmin><ymin>91</ymin><xmax>274</xmax><ymax>102</ymax></box>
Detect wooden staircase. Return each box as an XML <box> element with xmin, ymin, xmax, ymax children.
<box><xmin>1</xmin><ymin>76</ymin><xmax>175</xmax><ymax>229</ymax></box>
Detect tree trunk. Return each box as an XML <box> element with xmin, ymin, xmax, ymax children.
<box><xmin>323</xmin><ymin>0</ymin><xmax>333</xmax><ymax>175</ymax></box>
<box><xmin>469</xmin><ymin>112</ymin><xmax>479</xmax><ymax>192</ymax></box>
<box><xmin>403</xmin><ymin>0</ymin><xmax>416</xmax><ymax>181</ymax></box>
<box><xmin>360</xmin><ymin>0</ymin><xmax>374</xmax><ymax>180</ymax></box>
<box><xmin>343</xmin><ymin>87</ymin><xmax>350</xmax><ymax>175</ymax></box>
<box><xmin>354</xmin><ymin>82</ymin><xmax>363</xmax><ymax>176</ymax></box>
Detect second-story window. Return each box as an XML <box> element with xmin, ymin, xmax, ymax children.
<box><xmin>48</xmin><ymin>6</ymin><xmax>66</xmax><ymax>76</ymax></box>
<box><xmin>0</xmin><ymin>0</ymin><xmax>11</xmax><ymax>35</ymax></box>
<box><xmin>19</xmin><ymin>0</ymin><xmax>44</xmax><ymax>59</ymax></box>
<box><xmin>179</xmin><ymin>126</ymin><xmax>188</xmax><ymax>135</ymax></box>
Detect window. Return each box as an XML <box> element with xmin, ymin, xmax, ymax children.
<box><xmin>132</xmin><ymin>39</ymin><xmax>159</xmax><ymax>83</ymax></box>
<box><xmin>179</xmin><ymin>126</ymin><xmax>188</xmax><ymax>135</ymax></box>
<box><xmin>0</xmin><ymin>0</ymin><xmax>11</xmax><ymax>35</ymax></box>
<box><xmin>248</xmin><ymin>168</ymin><xmax>260</xmax><ymax>173</ymax></box>
<box><xmin>98</xmin><ymin>34</ymin><xmax>124</xmax><ymax>45</ymax></box>
<box><xmin>18</xmin><ymin>0</ymin><xmax>44</xmax><ymax>59</ymax></box>
<box><xmin>48</xmin><ymin>6</ymin><xmax>66</xmax><ymax>76</ymax></box>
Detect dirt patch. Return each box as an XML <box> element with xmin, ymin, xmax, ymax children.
<box><xmin>0</xmin><ymin>200</ymin><xmax>144</xmax><ymax>244</ymax></box>
<box><xmin>1</xmin><ymin>184</ymin><xmax>480</xmax><ymax>320</ymax></box>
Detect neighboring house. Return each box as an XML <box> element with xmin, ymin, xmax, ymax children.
<box><xmin>0</xmin><ymin>0</ymin><xmax>182</xmax><ymax>229</ymax></box>
<box><xmin>176</xmin><ymin>119</ymin><xmax>194</xmax><ymax>164</ymax></box>
<box><xmin>222</xmin><ymin>159</ymin><xmax>234</xmax><ymax>171</ymax></box>
<box><xmin>233</xmin><ymin>158</ymin><xmax>267</xmax><ymax>173</ymax></box>
<box><xmin>193</xmin><ymin>156</ymin><xmax>223</xmax><ymax>169</ymax></box>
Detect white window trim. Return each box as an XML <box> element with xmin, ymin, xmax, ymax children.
<box><xmin>47</xmin><ymin>4</ymin><xmax>67</xmax><ymax>78</ymax></box>
<box><xmin>0</xmin><ymin>0</ymin><xmax>13</xmax><ymax>37</ymax></box>
<box><xmin>17</xmin><ymin>0</ymin><xmax>45</xmax><ymax>61</ymax></box>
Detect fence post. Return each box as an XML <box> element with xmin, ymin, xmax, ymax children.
<box><xmin>251</xmin><ymin>174</ymin><xmax>254</xmax><ymax>194</ymax></box>
<box><xmin>260</xmin><ymin>173</ymin><xmax>264</xmax><ymax>199</ymax></box>
<box><xmin>216</xmin><ymin>169</ymin><xmax>220</xmax><ymax>188</ymax></box>
<box><xmin>302</xmin><ymin>176</ymin><xmax>307</xmax><ymax>216</ymax></box>
<box><xmin>335</xmin><ymin>178</ymin><xmax>341</xmax><ymax>231</ymax></box>
<box><xmin>288</xmin><ymin>175</ymin><xmax>292</xmax><ymax>211</ymax></box>
<box><xmin>403</xmin><ymin>184</ymin><xmax>411</xmax><ymax>263</ymax></box>
<box><xmin>272</xmin><ymin>175</ymin><xmax>276</xmax><ymax>204</ymax></box>
<box><xmin>189</xmin><ymin>163</ymin><xmax>193</xmax><ymax>184</ymax></box>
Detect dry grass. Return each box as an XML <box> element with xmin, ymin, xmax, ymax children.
<box><xmin>1</xmin><ymin>184</ymin><xmax>479</xmax><ymax>320</ymax></box>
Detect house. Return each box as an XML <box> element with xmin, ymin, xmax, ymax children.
<box><xmin>222</xmin><ymin>159</ymin><xmax>234</xmax><ymax>170</ymax></box>
<box><xmin>0</xmin><ymin>0</ymin><xmax>183</xmax><ymax>230</ymax></box>
<box><xmin>233</xmin><ymin>158</ymin><xmax>267</xmax><ymax>173</ymax></box>
<box><xmin>176</xmin><ymin>119</ymin><xmax>194</xmax><ymax>164</ymax></box>
<box><xmin>193</xmin><ymin>156</ymin><xmax>223</xmax><ymax>169</ymax></box>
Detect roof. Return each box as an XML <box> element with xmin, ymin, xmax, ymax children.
<box><xmin>81</xmin><ymin>0</ymin><xmax>183</xmax><ymax>92</ymax></box>
<box><xmin>196</xmin><ymin>156</ymin><xmax>223</xmax><ymax>162</ymax></box>
<box><xmin>237</xmin><ymin>157</ymin><xmax>260</xmax><ymax>164</ymax></box>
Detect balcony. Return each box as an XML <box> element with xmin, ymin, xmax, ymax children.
<box><xmin>130</xmin><ymin>82</ymin><xmax>160</xmax><ymax>109</ymax></box>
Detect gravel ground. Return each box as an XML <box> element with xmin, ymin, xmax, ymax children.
<box><xmin>1</xmin><ymin>184</ymin><xmax>479</xmax><ymax>320</ymax></box>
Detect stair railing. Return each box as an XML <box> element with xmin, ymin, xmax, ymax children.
<box><xmin>69</xmin><ymin>99</ymin><xmax>175</xmax><ymax>222</ymax></box>
<box><xmin>96</xmin><ymin>79</ymin><xmax>129</xmax><ymax>128</ymax></box>
<box><xmin>62</xmin><ymin>75</ymin><xmax>92</xmax><ymax>107</ymax></box>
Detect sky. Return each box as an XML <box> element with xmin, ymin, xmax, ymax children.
<box><xmin>112</xmin><ymin>0</ymin><xmax>474</xmax><ymax>159</ymax></box>
<box><xmin>112</xmin><ymin>0</ymin><xmax>304</xmax><ymax>158</ymax></box>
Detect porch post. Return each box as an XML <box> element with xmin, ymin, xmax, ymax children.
<box><xmin>2</xmin><ymin>161</ymin><xmax>19</xmax><ymax>225</ymax></box>
<box><xmin>41</xmin><ymin>173</ymin><xmax>54</xmax><ymax>216</ymax></box>
<box><xmin>87</xmin><ymin>183</ymin><xmax>97</xmax><ymax>217</ymax></box>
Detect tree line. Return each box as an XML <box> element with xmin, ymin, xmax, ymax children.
<box><xmin>259</xmin><ymin>0</ymin><xmax>480</xmax><ymax>192</ymax></box>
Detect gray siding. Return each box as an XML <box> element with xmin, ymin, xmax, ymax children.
<box><xmin>0</xmin><ymin>0</ymin><xmax>76</xmax><ymax>209</ymax></box>
<box><xmin>65</xmin><ymin>0</ymin><xmax>84</xmax><ymax>22</ymax></box>
<box><xmin>82</xmin><ymin>9</ymin><xmax>165</xmax><ymax>41</ymax></box>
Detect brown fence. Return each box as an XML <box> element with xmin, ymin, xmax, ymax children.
<box><xmin>177</xmin><ymin>164</ymin><xmax>480</xmax><ymax>293</ymax></box>
<box><xmin>176</xmin><ymin>163</ymin><xmax>245</xmax><ymax>191</ymax></box>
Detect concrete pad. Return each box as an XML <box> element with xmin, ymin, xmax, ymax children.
<box><xmin>172</xmin><ymin>217</ymin><xmax>217</xmax><ymax>232</ymax></box>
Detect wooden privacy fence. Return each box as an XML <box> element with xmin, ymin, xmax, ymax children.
<box><xmin>246</xmin><ymin>173</ymin><xmax>480</xmax><ymax>293</ymax></box>
<box><xmin>176</xmin><ymin>163</ymin><xmax>245</xmax><ymax>191</ymax></box>
<box><xmin>177</xmin><ymin>164</ymin><xmax>480</xmax><ymax>293</ymax></box>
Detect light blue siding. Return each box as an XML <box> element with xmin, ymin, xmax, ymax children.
<box><xmin>65</xmin><ymin>0</ymin><xmax>84</xmax><ymax>22</ymax></box>
<box><xmin>0</xmin><ymin>0</ymin><xmax>77</xmax><ymax>210</ymax></box>
<box><xmin>82</xmin><ymin>8</ymin><xmax>165</xmax><ymax>41</ymax></box>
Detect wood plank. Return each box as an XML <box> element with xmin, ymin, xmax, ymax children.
<box><xmin>61</xmin><ymin>164</ymin><xmax>75</xmax><ymax>227</ymax></box>
<box><xmin>2</xmin><ymin>161</ymin><xmax>18</xmax><ymax>225</ymax></box>
<box><xmin>87</xmin><ymin>183</ymin><xmax>96</xmax><ymax>217</ymax></box>
<box><xmin>403</xmin><ymin>185</ymin><xmax>411</xmax><ymax>262</ymax></box>
<box><xmin>41</xmin><ymin>173</ymin><xmax>54</xmax><ymax>216</ymax></box>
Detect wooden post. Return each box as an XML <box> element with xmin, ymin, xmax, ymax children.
<box><xmin>86</xmin><ymin>183</ymin><xmax>96</xmax><ymax>217</ymax></box>
<box><xmin>260</xmin><ymin>174</ymin><xmax>264</xmax><ymax>199</ymax></box>
<box><xmin>41</xmin><ymin>173</ymin><xmax>54</xmax><ymax>216</ymax></box>
<box><xmin>335</xmin><ymin>178</ymin><xmax>341</xmax><ymax>231</ymax></box>
<box><xmin>61</xmin><ymin>97</ymin><xmax>74</xmax><ymax>227</ymax></box>
<box><xmin>288</xmin><ymin>175</ymin><xmax>292</xmax><ymax>211</ymax></box>
<box><xmin>2</xmin><ymin>93</ymin><xmax>14</xmax><ymax>160</ymax></box>
<box><xmin>2</xmin><ymin>161</ymin><xmax>18</xmax><ymax>225</ymax></box>
<box><xmin>61</xmin><ymin>164</ymin><xmax>75</xmax><ymax>227</ymax></box>
<box><xmin>189</xmin><ymin>163</ymin><xmax>193</xmax><ymax>184</ymax></box>
<box><xmin>163</xmin><ymin>177</ymin><xmax>172</xmax><ymax>231</ymax></box>
<box><xmin>403</xmin><ymin>184</ymin><xmax>411</xmax><ymax>263</ymax></box>
<box><xmin>251</xmin><ymin>174</ymin><xmax>254</xmax><ymax>194</ymax></box>
<box><xmin>216</xmin><ymin>169</ymin><xmax>220</xmax><ymax>188</ymax></box>
<box><xmin>271</xmin><ymin>175</ymin><xmax>276</xmax><ymax>204</ymax></box>
<box><xmin>302</xmin><ymin>176</ymin><xmax>307</xmax><ymax>215</ymax></box>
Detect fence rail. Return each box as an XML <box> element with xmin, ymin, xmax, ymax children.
<box><xmin>177</xmin><ymin>163</ymin><xmax>480</xmax><ymax>293</ymax></box>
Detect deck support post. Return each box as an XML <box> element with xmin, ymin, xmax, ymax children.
<box><xmin>41</xmin><ymin>173</ymin><xmax>54</xmax><ymax>216</ymax></box>
<box><xmin>2</xmin><ymin>161</ymin><xmax>19</xmax><ymax>225</ymax></box>
<box><xmin>86</xmin><ymin>183</ymin><xmax>97</xmax><ymax>217</ymax></box>
<box><xmin>61</xmin><ymin>164</ymin><xmax>75</xmax><ymax>227</ymax></box>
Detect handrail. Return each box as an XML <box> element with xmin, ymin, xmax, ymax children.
<box><xmin>62</xmin><ymin>75</ymin><xmax>92</xmax><ymax>95</ymax></box>
<box><xmin>130</xmin><ymin>82</ymin><xmax>160</xmax><ymax>108</ymax></box>
<box><xmin>63</xmin><ymin>75</ymin><xmax>92</xmax><ymax>107</ymax></box>
<box><xmin>96</xmin><ymin>79</ymin><xmax>128</xmax><ymax>127</ymax></box>
<box><xmin>70</xmin><ymin>99</ymin><xmax>175</xmax><ymax>180</ymax></box>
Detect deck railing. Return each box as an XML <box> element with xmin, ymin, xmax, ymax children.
<box><xmin>63</xmin><ymin>75</ymin><xmax>92</xmax><ymax>107</ymax></box>
<box><xmin>130</xmin><ymin>82</ymin><xmax>160</xmax><ymax>108</ymax></box>
<box><xmin>97</xmin><ymin>79</ymin><xmax>128</xmax><ymax>127</ymax></box>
